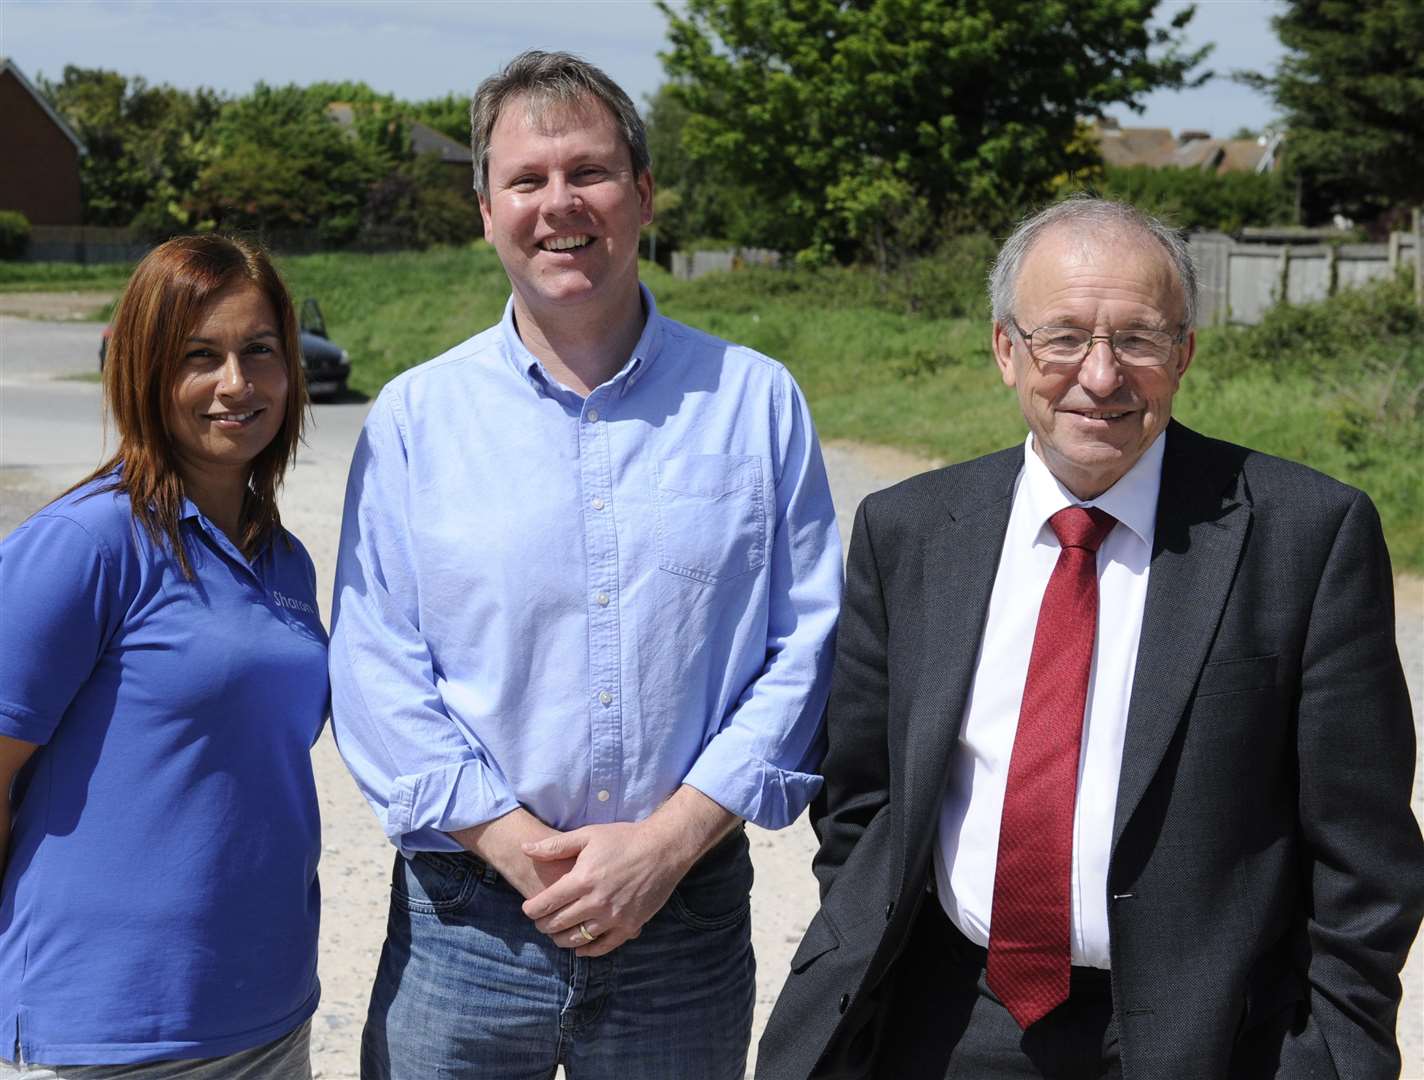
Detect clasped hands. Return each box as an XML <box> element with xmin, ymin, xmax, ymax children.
<box><xmin>454</xmin><ymin>786</ymin><xmax>735</xmax><ymax>958</ymax></box>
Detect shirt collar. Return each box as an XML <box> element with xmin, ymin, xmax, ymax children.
<box><xmin>499</xmin><ymin>282</ymin><xmax>665</xmax><ymax>399</ymax></box>
<box><xmin>177</xmin><ymin>492</ymin><xmax>271</xmax><ymax>564</ymax></box>
<box><xmin>1019</xmin><ymin>429</ymin><xmax>1165</xmax><ymax>550</ymax></box>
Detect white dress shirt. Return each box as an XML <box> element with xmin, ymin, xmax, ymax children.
<box><xmin>934</xmin><ymin>431</ymin><xmax>1165</xmax><ymax>968</ymax></box>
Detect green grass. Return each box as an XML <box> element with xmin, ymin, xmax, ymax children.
<box><xmin>274</xmin><ymin>246</ymin><xmax>511</xmax><ymax>394</ymax></box>
<box><xmin>0</xmin><ymin>261</ymin><xmax>136</xmax><ymax>291</ymax></box>
<box><xmin>6</xmin><ymin>244</ymin><xmax>1418</xmax><ymax>570</ymax></box>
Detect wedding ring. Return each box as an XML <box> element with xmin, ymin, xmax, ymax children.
<box><xmin>577</xmin><ymin>922</ymin><xmax>595</xmax><ymax>943</ymax></box>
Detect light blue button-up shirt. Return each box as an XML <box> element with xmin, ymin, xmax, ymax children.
<box><xmin>330</xmin><ymin>286</ymin><xmax>842</xmax><ymax>854</ymax></box>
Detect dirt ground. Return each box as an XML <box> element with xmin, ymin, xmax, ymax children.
<box><xmin>0</xmin><ymin>290</ymin><xmax>114</xmax><ymax>321</ymax></box>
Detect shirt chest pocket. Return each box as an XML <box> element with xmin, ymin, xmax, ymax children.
<box><xmin>655</xmin><ymin>454</ymin><xmax>767</xmax><ymax>584</ymax></box>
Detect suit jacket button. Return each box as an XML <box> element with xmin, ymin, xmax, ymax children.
<box><xmin>885</xmin><ymin>901</ymin><xmax>895</xmax><ymax>920</ymax></box>
<box><xmin>838</xmin><ymin>993</ymin><xmax>850</xmax><ymax>1013</ymax></box>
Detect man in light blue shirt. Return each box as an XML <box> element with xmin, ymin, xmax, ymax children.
<box><xmin>330</xmin><ymin>50</ymin><xmax>841</xmax><ymax>1080</ymax></box>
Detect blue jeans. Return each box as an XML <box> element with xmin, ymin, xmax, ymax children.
<box><xmin>361</xmin><ymin>829</ymin><xmax>756</xmax><ymax>1080</ymax></box>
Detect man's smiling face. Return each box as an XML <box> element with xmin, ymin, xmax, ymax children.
<box><xmin>478</xmin><ymin>93</ymin><xmax>653</xmax><ymax>326</ymax></box>
<box><xmin>992</xmin><ymin>224</ymin><xmax>1195</xmax><ymax>499</ymax></box>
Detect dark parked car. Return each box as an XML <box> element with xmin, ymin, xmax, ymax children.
<box><xmin>99</xmin><ymin>298</ymin><xmax>351</xmax><ymax>400</ymax></box>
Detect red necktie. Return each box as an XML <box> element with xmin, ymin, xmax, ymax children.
<box><xmin>987</xmin><ymin>505</ymin><xmax>1117</xmax><ymax>1029</ymax></box>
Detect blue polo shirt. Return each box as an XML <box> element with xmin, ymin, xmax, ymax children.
<box><xmin>0</xmin><ymin>477</ymin><xmax>326</xmax><ymax>1065</ymax></box>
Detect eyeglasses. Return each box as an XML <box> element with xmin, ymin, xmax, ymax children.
<box><xmin>1010</xmin><ymin>318</ymin><xmax>1185</xmax><ymax>368</ymax></box>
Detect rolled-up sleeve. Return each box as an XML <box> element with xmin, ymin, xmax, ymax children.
<box><xmin>329</xmin><ymin>391</ymin><xmax>520</xmax><ymax>851</ymax></box>
<box><xmin>682</xmin><ymin>369</ymin><xmax>842</xmax><ymax>829</ymax></box>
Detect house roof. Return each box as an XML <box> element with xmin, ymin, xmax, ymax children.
<box><xmin>325</xmin><ymin>102</ymin><xmax>471</xmax><ymax>165</ymax></box>
<box><xmin>1</xmin><ymin>57</ymin><xmax>87</xmax><ymax>156</ymax></box>
<box><xmin>1093</xmin><ymin>119</ymin><xmax>1280</xmax><ymax>175</ymax></box>
<box><xmin>409</xmin><ymin>121</ymin><xmax>471</xmax><ymax>165</ymax></box>
<box><xmin>1216</xmin><ymin>139</ymin><xmax>1271</xmax><ymax>174</ymax></box>
<box><xmin>1094</xmin><ymin>122</ymin><xmax>1178</xmax><ymax>168</ymax></box>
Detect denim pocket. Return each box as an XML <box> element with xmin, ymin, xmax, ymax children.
<box><xmin>393</xmin><ymin>851</ymin><xmax>480</xmax><ymax>915</ymax></box>
<box><xmin>665</xmin><ymin>831</ymin><xmax>754</xmax><ymax>931</ymax></box>
<box><xmin>655</xmin><ymin>454</ymin><xmax>767</xmax><ymax>584</ymax></box>
<box><xmin>665</xmin><ymin>888</ymin><xmax>751</xmax><ymax>932</ymax></box>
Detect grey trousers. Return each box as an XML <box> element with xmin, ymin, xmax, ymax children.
<box><xmin>0</xmin><ymin>1018</ymin><xmax>311</xmax><ymax>1080</ymax></box>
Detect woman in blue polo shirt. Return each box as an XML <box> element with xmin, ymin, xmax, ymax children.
<box><xmin>0</xmin><ymin>236</ymin><xmax>326</xmax><ymax>1077</ymax></box>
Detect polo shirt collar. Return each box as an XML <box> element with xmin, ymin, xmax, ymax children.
<box><xmin>500</xmin><ymin>282</ymin><xmax>665</xmax><ymax>399</ymax></box>
<box><xmin>1020</xmin><ymin>429</ymin><xmax>1165</xmax><ymax>551</ymax></box>
<box><xmin>178</xmin><ymin>493</ymin><xmax>270</xmax><ymax>566</ymax></box>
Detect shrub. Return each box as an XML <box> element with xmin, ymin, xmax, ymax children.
<box><xmin>0</xmin><ymin>211</ymin><xmax>31</xmax><ymax>260</ymax></box>
<box><xmin>1083</xmin><ymin>165</ymin><xmax>1296</xmax><ymax>234</ymax></box>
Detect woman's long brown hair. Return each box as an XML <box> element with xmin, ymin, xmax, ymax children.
<box><xmin>73</xmin><ymin>235</ymin><xmax>307</xmax><ymax>578</ymax></box>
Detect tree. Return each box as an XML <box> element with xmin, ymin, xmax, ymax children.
<box><xmin>187</xmin><ymin>84</ymin><xmax>390</xmax><ymax>244</ymax></box>
<box><xmin>1240</xmin><ymin>0</ymin><xmax>1424</xmax><ymax>228</ymax></box>
<box><xmin>409</xmin><ymin>92</ymin><xmax>474</xmax><ymax>145</ymax></box>
<box><xmin>657</xmin><ymin>0</ymin><xmax>1208</xmax><ymax>262</ymax></box>
<box><xmin>1088</xmin><ymin>164</ymin><xmax>1295</xmax><ymax>233</ymax></box>
<box><xmin>363</xmin><ymin>152</ymin><xmax>483</xmax><ymax>249</ymax></box>
<box><xmin>39</xmin><ymin>66</ymin><xmax>223</xmax><ymax>234</ymax></box>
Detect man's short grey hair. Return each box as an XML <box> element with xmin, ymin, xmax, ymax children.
<box><xmin>469</xmin><ymin>50</ymin><xmax>650</xmax><ymax>200</ymax></box>
<box><xmin>988</xmin><ymin>196</ymin><xmax>1198</xmax><ymax>332</ymax></box>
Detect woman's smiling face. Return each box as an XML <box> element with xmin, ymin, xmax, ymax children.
<box><xmin>168</xmin><ymin>282</ymin><xmax>289</xmax><ymax>487</ymax></box>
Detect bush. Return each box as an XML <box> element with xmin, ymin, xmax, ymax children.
<box><xmin>1182</xmin><ymin>275</ymin><xmax>1423</xmax><ymax>567</ymax></box>
<box><xmin>656</xmin><ymin>233</ymin><xmax>996</xmax><ymax>322</ymax></box>
<box><xmin>1213</xmin><ymin>272</ymin><xmax>1423</xmax><ymax>372</ymax></box>
<box><xmin>1083</xmin><ymin>165</ymin><xmax>1296</xmax><ymax>234</ymax></box>
<box><xmin>0</xmin><ymin>211</ymin><xmax>31</xmax><ymax>260</ymax></box>
<box><xmin>363</xmin><ymin>154</ymin><xmax>483</xmax><ymax>249</ymax></box>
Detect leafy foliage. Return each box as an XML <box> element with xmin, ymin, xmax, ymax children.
<box><xmin>1084</xmin><ymin>163</ymin><xmax>1296</xmax><ymax>232</ymax></box>
<box><xmin>187</xmin><ymin>84</ymin><xmax>390</xmax><ymax>243</ymax></box>
<box><xmin>38</xmin><ymin>66</ymin><xmax>224</xmax><ymax>235</ymax></box>
<box><xmin>36</xmin><ymin>68</ymin><xmax>482</xmax><ymax>249</ymax></box>
<box><xmin>1240</xmin><ymin>0</ymin><xmax>1424</xmax><ymax>224</ymax></box>
<box><xmin>656</xmin><ymin>0</ymin><xmax>1208</xmax><ymax>261</ymax></box>
<box><xmin>363</xmin><ymin>153</ymin><xmax>483</xmax><ymax>249</ymax></box>
<box><xmin>0</xmin><ymin>211</ymin><xmax>31</xmax><ymax>260</ymax></box>
<box><xmin>408</xmin><ymin>92</ymin><xmax>475</xmax><ymax>145</ymax></box>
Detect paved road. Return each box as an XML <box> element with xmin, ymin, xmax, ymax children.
<box><xmin>3</xmin><ymin>312</ymin><xmax>1421</xmax><ymax>1077</ymax></box>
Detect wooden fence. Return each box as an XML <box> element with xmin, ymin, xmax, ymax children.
<box><xmin>1189</xmin><ymin>231</ymin><xmax>1419</xmax><ymax>326</ymax></box>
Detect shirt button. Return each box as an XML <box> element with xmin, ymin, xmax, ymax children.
<box><xmin>587</xmin><ymin>408</ymin><xmax>600</xmax><ymax>423</ymax></box>
<box><xmin>599</xmin><ymin>690</ymin><xmax>613</xmax><ymax>706</ymax></box>
<box><xmin>591</xmin><ymin>496</ymin><xmax>605</xmax><ymax>511</ymax></box>
<box><xmin>597</xmin><ymin>789</ymin><xmax>610</xmax><ymax>802</ymax></box>
<box><xmin>595</xmin><ymin>592</ymin><xmax>610</xmax><ymax>606</ymax></box>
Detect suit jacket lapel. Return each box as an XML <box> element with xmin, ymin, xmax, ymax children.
<box><xmin>1112</xmin><ymin>422</ymin><xmax>1251</xmax><ymax>851</ymax></box>
<box><xmin>903</xmin><ymin>452</ymin><xmax>1020</xmax><ymax>854</ymax></box>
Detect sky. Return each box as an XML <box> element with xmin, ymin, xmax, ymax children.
<box><xmin>3</xmin><ymin>0</ymin><xmax>1287</xmax><ymax>137</ymax></box>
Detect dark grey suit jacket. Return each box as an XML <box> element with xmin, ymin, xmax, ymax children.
<box><xmin>758</xmin><ymin>421</ymin><xmax>1423</xmax><ymax>1080</ymax></box>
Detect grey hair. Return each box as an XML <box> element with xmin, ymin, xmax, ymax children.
<box><xmin>469</xmin><ymin>50</ymin><xmax>650</xmax><ymax>200</ymax></box>
<box><xmin>988</xmin><ymin>196</ymin><xmax>1198</xmax><ymax>332</ymax></box>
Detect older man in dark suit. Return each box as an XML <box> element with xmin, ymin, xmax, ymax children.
<box><xmin>758</xmin><ymin>197</ymin><xmax>1424</xmax><ymax>1080</ymax></box>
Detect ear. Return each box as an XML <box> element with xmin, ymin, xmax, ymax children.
<box><xmin>478</xmin><ymin>192</ymin><xmax>494</xmax><ymax>239</ymax></box>
<box><xmin>637</xmin><ymin>169</ymin><xmax>654</xmax><ymax>227</ymax></box>
<box><xmin>1175</xmin><ymin>329</ymin><xmax>1196</xmax><ymax>379</ymax></box>
<box><xmin>992</xmin><ymin>322</ymin><xmax>1018</xmax><ymax>387</ymax></box>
